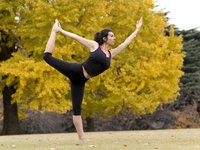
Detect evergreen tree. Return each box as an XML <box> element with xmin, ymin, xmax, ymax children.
<box><xmin>177</xmin><ymin>29</ymin><xmax>200</xmax><ymax>112</ymax></box>
<box><xmin>181</xmin><ymin>29</ymin><xmax>200</xmax><ymax>90</ymax></box>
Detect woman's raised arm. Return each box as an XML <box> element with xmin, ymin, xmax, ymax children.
<box><xmin>57</xmin><ymin>20</ymin><xmax>98</xmax><ymax>51</ymax></box>
<box><xmin>110</xmin><ymin>17</ymin><xmax>143</xmax><ymax>58</ymax></box>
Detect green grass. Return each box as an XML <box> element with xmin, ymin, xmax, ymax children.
<box><xmin>0</xmin><ymin>129</ymin><xmax>200</xmax><ymax>150</ymax></box>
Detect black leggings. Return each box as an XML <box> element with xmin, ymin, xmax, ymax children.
<box><xmin>43</xmin><ymin>52</ymin><xmax>88</xmax><ymax>115</ymax></box>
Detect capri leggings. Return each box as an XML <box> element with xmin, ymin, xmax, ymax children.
<box><xmin>43</xmin><ymin>52</ymin><xmax>88</xmax><ymax>115</ymax></box>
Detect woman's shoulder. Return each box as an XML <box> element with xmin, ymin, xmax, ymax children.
<box><xmin>90</xmin><ymin>42</ymin><xmax>99</xmax><ymax>52</ymax></box>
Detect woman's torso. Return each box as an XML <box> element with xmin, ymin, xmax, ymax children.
<box><xmin>82</xmin><ymin>46</ymin><xmax>111</xmax><ymax>78</ymax></box>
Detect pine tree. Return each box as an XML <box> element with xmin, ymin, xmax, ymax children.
<box><xmin>175</xmin><ymin>29</ymin><xmax>200</xmax><ymax>112</ymax></box>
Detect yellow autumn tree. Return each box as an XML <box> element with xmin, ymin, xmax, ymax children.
<box><xmin>82</xmin><ymin>0</ymin><xmax>184</xmax><ymax>117</ymax></box>
<box><xmin>0</xmin><ymin>0</ymin><xmax>184</xmax><ymax>133</ymax></box>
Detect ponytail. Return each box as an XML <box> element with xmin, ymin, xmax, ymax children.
<box><xmin>94</xmin><ymin>32</ymin><xmax>101</xmax><ymax>44</ymax></box>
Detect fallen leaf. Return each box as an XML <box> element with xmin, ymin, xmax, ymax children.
<box><xmin>89</xmin><ymin>145</ymin><xmax>97</xmax><ymax>147</ymax></box>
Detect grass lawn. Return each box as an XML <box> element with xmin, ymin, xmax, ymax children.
<box><xmin>0</xmin><ymin>129</ymin><xmax>200</xmax><ymax>150</ymax></box>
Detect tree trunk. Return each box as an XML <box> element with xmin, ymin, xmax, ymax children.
<box><xmin>86</xmin><ymin>117</ymin><xmax>95</xmax><ymax>131</ymax></box>
<box><xmin>197</xmin><ymin>101</ymin><xmax>200</xmax><ymax>113</ymax></box>
<box><xmin>1</xmin><ymin>85</ymin><xmax>24</xmax><ymax>135</ymax></box>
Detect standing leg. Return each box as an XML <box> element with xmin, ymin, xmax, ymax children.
<box><xmin>43</xmin><ymin>49</ymin><xmax>88</xmax><ymax>141</ymax></box>
<box><xmin>73</xmin><ymin>116</ymin><xmax>85</xmax><ymax>141</ymax></box>
<box><xmin>43</xmin><ymin>55</ymin><xmax>87</xmax><ymax>141</ymax></box>
<box><xmin>71</xmin><ymin>82</ymin><xmax>85</xmax><ymax>141</ymax></box>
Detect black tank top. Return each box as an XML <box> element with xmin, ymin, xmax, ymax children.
<box><xmin>82</xmin><ymin>46</ymin><xmax>111</xmax><ymax>77</ymax></box>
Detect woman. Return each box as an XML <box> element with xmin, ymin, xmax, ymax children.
<box><xmin>43</xmin><ymin>18</ymin><xmax>142</xmax><ymax>141</ymax></box>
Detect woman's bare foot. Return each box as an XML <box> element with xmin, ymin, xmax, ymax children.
<box><xmin>79</xmin><ymin>136</ymin><xmax>91</xmax><ymax>142</ymax></box>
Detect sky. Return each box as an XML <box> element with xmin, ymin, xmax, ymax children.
<box><xmin>154</xmin><ymin>0</ymin><xmax>200</xmax><ymax>30</ymax></box>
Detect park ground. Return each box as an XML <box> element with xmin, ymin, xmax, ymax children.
<box><xmin>0</xmin><ymin>129</ymin><xmax>200</xmax><ymax>150</ymax></box>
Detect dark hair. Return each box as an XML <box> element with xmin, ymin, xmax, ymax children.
<box><xmin>94</xmin><ymin>28</ymin><xmax>112</xmax><ymax>45</ymax></box>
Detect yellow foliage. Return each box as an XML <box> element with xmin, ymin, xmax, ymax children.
<box><xmin>0</xmin><ymin>0</ymin><xmax>184</xmax><ymax>118</ymax></box>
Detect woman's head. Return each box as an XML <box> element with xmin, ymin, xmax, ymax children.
<box><xmin>94</xmin><ymin>28</ymin><xmax>116</xmax><ymax>46</ymax></box>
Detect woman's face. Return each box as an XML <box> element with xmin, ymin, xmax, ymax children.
<box><xmin>105</xmin><ymin>32</ymin><xmax>116</xmax><ymax>46</ymax></box>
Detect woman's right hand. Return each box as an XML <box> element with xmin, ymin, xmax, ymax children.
<box><xmin>52</xmin><ymin>19</ymin><xmax>62</xmax><ymax>32</ymax></box>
